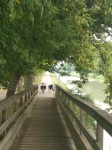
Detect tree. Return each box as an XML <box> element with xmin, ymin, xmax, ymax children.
<box><xmin>96</xmin><ymin>41</ymin><xmax>112</xmax><ymax>109</ymax></box>
<box><xmin>0</xmin><ymin>0</ymin><xmax>112</xmax><ymax>107</ymax></box>
<box><xmin>0</xmin><ymin>0</ymin><xmax>76</xmax><ymax>96</ymax></box>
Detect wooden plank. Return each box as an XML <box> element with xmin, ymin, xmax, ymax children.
<box><xmin>55</xmin><ymin>85</ymin><xmax>112</xmax><ymax>137</ymax></box>
<box><xmin>0</xmin><ymin>93</ymin><xmax>36</xmax><ymax>135</ymax></box>
<box><xmin>0</xmin><ymin>85</ymin><xmax>38</xmax><ymax>111</ymax></box>
<box><xmin>0</xmin><ymin>92</ymin><xmax>37</xmax><ymax>150</ymax></box>
<box><xmin>9</xmin><ymin>97</ymin><xmax>76</xmax><ymax>150</ymax></box>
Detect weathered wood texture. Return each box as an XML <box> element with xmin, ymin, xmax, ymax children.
<box><xmin>0</xmin><ymin>85</ymin><xmax>38</xmax><ymax>150</ymax></box>
<box><xmin>1</xmin><ymin>83</ymin><xmax>112</xmax><ymax>150</ymax></box>
<box><xmin>9</xmin><ymin>97</ymin><xmax>76</xmax><ymax>150</ymax></box>
<box><xmin>55</xmin><ymin>85</ymin><xmax>112</xmax><ymax>150</ymax></box>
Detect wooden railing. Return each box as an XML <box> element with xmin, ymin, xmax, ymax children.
<box><xmin>0</xmin><ymin>85</ymin><xmax>38</xmax><ymax>150</ymax></box>
<box><xmin>55</xmin><ymin>85</ymin><xmax>112</xmax><ymax>150</ymax></box>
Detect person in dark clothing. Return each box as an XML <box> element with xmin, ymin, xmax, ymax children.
<box><xmin>44</xmin><ymin>85</ymin><xmax>46</xmax><ymax>90</ymax></box>
<box><xmin>48</xmin><ymin>84</ymin><xmax>54</xmax><ymax>92</ymax></box>
<box><xmin>40</xmin><ymin>83</ymin><xmax>46</xmax><ymax>94</ymax></box>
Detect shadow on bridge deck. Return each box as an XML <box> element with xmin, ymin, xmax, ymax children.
<box><xmin>9</xmin><ymin>94</ymin><xmax>76</xmax><ymax>150</ymax></box>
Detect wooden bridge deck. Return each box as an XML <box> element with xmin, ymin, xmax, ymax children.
<box><xmin>9</xmin><ymin>96</ymin><xmax>76</xmax><ymax>150</ymax></box>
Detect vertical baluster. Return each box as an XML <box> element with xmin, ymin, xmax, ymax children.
<box><xmin>28</xmin><ymin>92</ymin><xmax>30</xmax><ymax>99</ymax></box>
<box><xmin>80</xmin><ymin>109</ymin><xmax>86</xmax><ymax>136</ymax></box>
<box><xmin>20</xmin><ymin>97</ymin><xmax>23</xmax><ymax>106</ymax></box>
<box><xmin>1</xmin><ymin>109</ymin><xmax>7</xmax><ymax>137</ymax></box>
<box><xmin>25</xmin><ymin>94</ymin><xmax>28</xmax><ymax>102</ymax></box>
<box><xmin>65</xmin><ymin>97</ymin><xmax>68</xmax><ymax>113</ymax></box>
<box><xmin>2</xmin><ymin>109</ymin><xmax>7</xmax><ymax>124</ymax></box>
<box><xmin>96</xmin><ymin>123</ymin><xmax>103</xmax><ymax>150</ymax></box>
<box><xmin>67</xmin><ymin>98</ymin><xmax>70</xmax><ymax>117</ymax></box>
<box><xmin>13</xmin><ymin>102</ymin><xmax>17</xmax><ymax>113</ymax></box>
<box><xmin>81</xmin><ymin>109</ymin><xmax>86</xmax><ymax>126</ymax></box>
<box><xmin>24</xmin><ymin>94</ymin><xmax>28</xmax><ymax>109</ymax></box>
<box><xmin>73</xmin><ymin>102</ymin><xmax>76</xmax><ymax>126</ymax></box>
<box><xmin>62</xmin><ymin>93</ymin><xmax>66</xmax><ymax>111</ymax></box>
<box><xmin>31</xmin><ymin>90</ymin><xmax>33</xmax><ymax>96</ymax></box>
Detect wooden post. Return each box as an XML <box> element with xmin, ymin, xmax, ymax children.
<box><xmin>28</xmin><ymin>92</ymin><xmax>30</xmax><ymax>99</ymax></box>
<box><xmin>2</xmin><ymin>109</ymin><xmax>7</xmax><ymax>124</ymax></box>
<box><xmin>73</xmin><ymin>103</ymin><xmax>76</xmax><ymax>126</ymax></box>
<box><xmin>63</xmin><ymin>94</ymin><xmax>66</xmax><ymax>112</ymax></box>
<box><xmin>96</xmin><ymin>123</ymin><xmax>103</xmax><ymax>150</ymax></box>
<box><xmin>13</xmin><ymin>102</ymin><xmax>17</xmax><ymax>113</ymax></box>
<box><xmin>20</xmin><ymin>97</ymin><xmax>23</xmax><ymax>106</ymax></box>
<box><xmin>80</xmin><ymin>109</ymin><xmax>86</xmax><ymax>139</ymax></box>
<box><xmin>25</xmin><ymin>94</ymin><xmax>28</xmax><ymax>102</ymax></box>
<box><xmin>81</xmin><ymin>109</ymin><xmax>86</xmax><ymax>126</ymax></box>
<box><xmin>1</xmin><ymin>109</ymin><xmax>7</xmax><ymax>137</ymax></box>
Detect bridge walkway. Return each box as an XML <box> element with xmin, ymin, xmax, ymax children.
<box><xmin>9</xmin><ymin>72</ymin><xmax>76</xmax><ymax>150</ymax></box>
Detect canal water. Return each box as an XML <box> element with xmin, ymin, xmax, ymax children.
<box><xmin>84</xmin><ymin>80</ymin><xmax>106</xmax><ymax>102</ymax></box>
<box><xmin>59</xmin><ymin>74</ymin><xmax>107</xmax><ymax>102</ymax></box>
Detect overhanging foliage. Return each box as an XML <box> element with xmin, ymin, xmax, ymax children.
<box><xmin>0</xmin><ymin>0</ymin><xmax>112</xmax><ymax>107</ymax></box>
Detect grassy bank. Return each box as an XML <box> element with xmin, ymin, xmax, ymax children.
<box><xmin>50</xmin><ymin>73</ymin><xmax>67</xmax><ymax>90</ymax></box>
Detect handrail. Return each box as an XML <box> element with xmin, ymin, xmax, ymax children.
<box><xmin>55</xmin><ymin>84</ymin><xmax>112</xmax><ymax>150</ymax></box>
<box><xmin>0</xmin><ymin>85</ymin><xmax>38</xmax><ymax>150</ymax></box>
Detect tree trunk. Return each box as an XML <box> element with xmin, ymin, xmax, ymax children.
<box><xmin>17</xmin><ymin>77</ymin><xmax>23</xmax><ymax>92</ymax></box>
<box><xmin>24</xmin><ymin>75</ymin><xmax>34</xmax><ymax>90</ymax></box>
<box><xmin>6</xmin><ymin>74</ymin><xmax>21</xmax><ymax>98</ymax></box>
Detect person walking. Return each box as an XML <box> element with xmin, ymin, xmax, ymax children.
<box><xmin>48</xmin><ymin>84</ymin><xmax>54</xmax><ymax>92</ymax></box>
<box><xmin>40</xmin><ymin>83</ymin><xmax>46</xmax><ymax>94</ymax></box>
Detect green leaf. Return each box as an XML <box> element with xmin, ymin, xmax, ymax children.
<box><xmin>41</xmin><ymin>5</ymin><xmax>43</xmax><ymax>18</ymax></box>
<box><xmin>29</xmin><ymin>12</ymin><xmax>34</xmax><ymax>25</ymax></box>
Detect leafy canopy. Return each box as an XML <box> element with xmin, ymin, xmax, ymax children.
<box><xmin>0</xmin><ymin>0</ymin><xmax>112</xmax><ymax>106</ymax></box>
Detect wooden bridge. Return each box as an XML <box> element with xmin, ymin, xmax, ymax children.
<box><xmin>0</xmin><ymin>76</ymin><xmax>112</xmax><ymax>150</ymax></box>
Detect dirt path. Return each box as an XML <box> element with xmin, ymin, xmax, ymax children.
<box><xmin>37</xmin><ymin>72</ymin><xmax>55</xmax><ymax>98</ymax></box>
